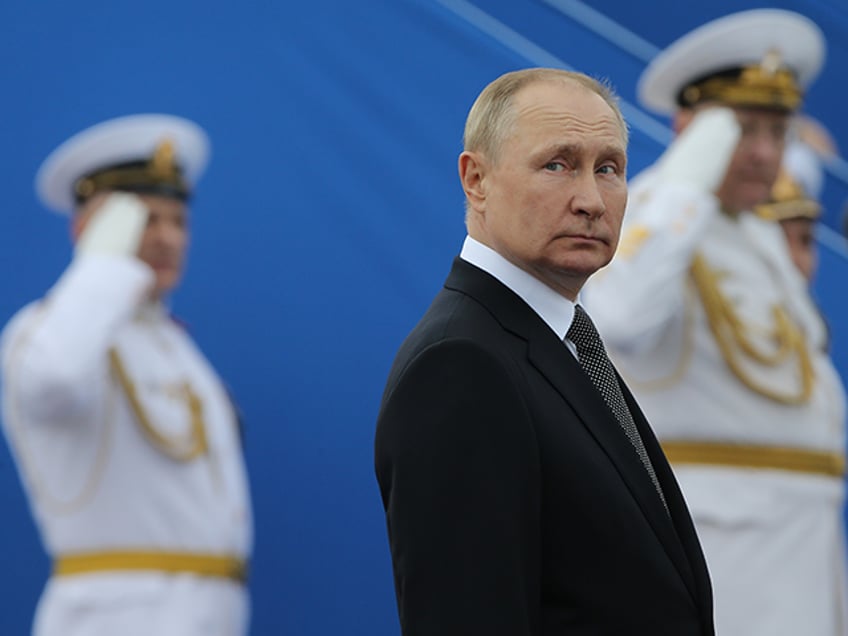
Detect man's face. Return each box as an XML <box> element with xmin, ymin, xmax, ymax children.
<box><xmin>135</xmin><ymin>194</ymin><xmax>190</xmax><ymax>295</ymax></box>
<box><xmin>716</xmin><ymin>107</ymin><xmax>790</xmax><ymax>213</ymax></box>
<box><xmin>462</xmin><ymin>80</ymin><xmax>628</xmax><ymax>300</ymax></box>
<box><xmin>74</xmin><ymin>192</ymin><xmax>190</xmax><ymax>296</ymax></box>
<box><xmin>781</xmin><ymin>217</ymin><xmax>818</xmax><ymax>282</ymax></box>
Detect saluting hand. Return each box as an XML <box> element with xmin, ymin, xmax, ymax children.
<box><xmin>655</xmin><ymin>106</ymin><xmax>741</xmax><ymax>194</ymax></box>
<box><xmin>74</xmin><ymin>192</ymin><xmax>149</xmax><ymax>258</ymax></box>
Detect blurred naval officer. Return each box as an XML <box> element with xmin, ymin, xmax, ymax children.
<box><xmin>582</xmin><ymin>9</ymin><xmax>847</xmax><ymax>636</ymax></box>
<box><xmin>0</xmin><ymin>114</ymin><xmax>252</xmax><ymax>636</ymax></box>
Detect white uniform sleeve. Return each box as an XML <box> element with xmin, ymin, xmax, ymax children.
<box><xmin>1</xmin><ymin>254</ymin><xmax>154</xmax><ymax>423</ymax></box>
<box><xmin>584</xmin><ymin>172</ymin><xmax>719</xmax><ymax>352</ymax></box>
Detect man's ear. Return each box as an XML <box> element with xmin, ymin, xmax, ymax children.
<box><xmin>458</xmin><ymin>150</ymin><xmax>488</xmax><ymax>213</ymax></box>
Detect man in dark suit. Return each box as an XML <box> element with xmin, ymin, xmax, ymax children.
<box><xmin>374</xmin><ymin>68</ymin><xmax>715</xmax><ymax>635</ymax></box>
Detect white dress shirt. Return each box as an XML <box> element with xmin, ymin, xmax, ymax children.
<box><xmin>460</xmin><ymin>235</ymin><xmax>579</xmax><ymax>357</ymax></box>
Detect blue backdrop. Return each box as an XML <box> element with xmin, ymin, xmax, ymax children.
<box><xmin>1</xmin><ymin>1</ymin><xmax>846</xmax><ymax>634</ymax></box>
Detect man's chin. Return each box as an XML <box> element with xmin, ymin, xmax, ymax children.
<box><xmin>725</xmin><ymin>189</ymin><xmax>772</xmax><ymax>213</ymax></box>
<box><xmin>743</xmin><ymin>183</ymin><xmax>775</xmax><ymax>208</ymax></box>
<box><xmin>153</xmin><ymin>271</ymin><xmax>181</xmax><ymax>296</ymax></box>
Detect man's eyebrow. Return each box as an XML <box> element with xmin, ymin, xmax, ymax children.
<box><xmin>537</xmin><ymin>143</ymin><xmax>579</xmax><ymax>157</ymax></box>
<box><xmin>599</xmin><ymin>144</ymin><xmax>627</xmax><ymax>163</ymax></box>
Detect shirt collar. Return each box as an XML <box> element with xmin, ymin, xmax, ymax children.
<box><xmin>460</xmin><ymin>235</ymin><xmax>576</xmax><ymax>340</ymax></box>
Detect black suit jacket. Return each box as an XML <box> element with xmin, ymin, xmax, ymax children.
<box><xmin>375</xmin><ymin>258</ymin><xmax>714</xmax><ymax>635</ymax></box>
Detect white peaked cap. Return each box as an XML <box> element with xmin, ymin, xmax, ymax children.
<box><xmin>36</xmin><ymin>113</ymin><xmax>210</xmax><ymax>215</ymax></box>
<box><xmin>639</xmin><ymin>9</ymin><xmax>825</xmax><ymax>116</ymax></box>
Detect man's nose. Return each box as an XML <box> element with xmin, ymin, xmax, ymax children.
<box><xmin>149</xmin><ymin>221</ymin><xmax>183</xmax><ymax>246</ymax></box>
<box><xmin>572</xmin><ymin>173</ymin><xmax>606</xmax><ymax>218</ymax></box>
<box><xmin>748</xmin><ymin>130</ymin><xmax>784</xmax><ymax>163</ymax></box>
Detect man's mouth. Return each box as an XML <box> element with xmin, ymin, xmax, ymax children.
<box><xmin>565</xmin><ymin>233</ymin><xmax>606</xmax><ymax>244</ymax></box>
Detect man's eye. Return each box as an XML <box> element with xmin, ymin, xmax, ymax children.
<box><xmin>597</xmin><ymin>165</ymin><xmax>617</xmax><ymax>175</ymax></box>
<box><xmin>740</xmin><ymin>122</ymin><xmax>757</xmax><ymax>136</ymax></box>
<box><xmin>771</xmin><ymin>126</ymin><xmax>789</xmax><ymax>141</ymax></box>
<box><xmin>544</xmin><ymin>162</ymin><xmax>564</xmax><ymax>172</ymax></box>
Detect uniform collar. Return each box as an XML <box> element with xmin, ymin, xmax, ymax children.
<box><xmin>134</xmin><ymin>300</ymin><xmax>168</xmax><ymax>323</ymax></box>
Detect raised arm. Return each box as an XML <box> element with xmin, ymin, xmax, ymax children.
<box><xmin>1</xmin><ymin>194</ymin><xmax>153</xmax><ymax>422</ymax></box>
<box><xmin>585</xmin><ymin>108</ymin><xmax>740</xmax><ymax>351</ymax></box>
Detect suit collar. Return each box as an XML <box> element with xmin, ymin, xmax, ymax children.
<box><xmin>445</xmin><ymin>257</ymin><xmax>701</xmax><ymax>605</ymax></box>
<box><xmin>459</xmin><ymin>236</ymin><xmax>575</xmax><ymax>340</ymax></box>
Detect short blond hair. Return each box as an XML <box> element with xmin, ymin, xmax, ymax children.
<box><xmin>463</xmin><ymin>68</ymin><xmax>628</xmax><ymax>163</ymax></box>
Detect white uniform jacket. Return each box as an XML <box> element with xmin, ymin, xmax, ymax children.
<box><xmin>0</xmin><ymin>253</ymin><xmax>253</xmax><ymax>636</ymax></box>
<box><xmin>584</xmin><ymin>167</ymin><xmax>848</xmax><ymax>636</ymax></box>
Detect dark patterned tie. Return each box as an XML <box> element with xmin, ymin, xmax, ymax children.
<box><xmin>567</xmin><ymin>304</ymin><xmax>668</xmax><ymax>511</ymax></box>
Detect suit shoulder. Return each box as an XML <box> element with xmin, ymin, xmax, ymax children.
<box><xmin>408</xmin><ymin>287</ymin><xmax>508</xmax><ymax>347</ymax></box>
<box><xmin>383</xmin><ymin>291</ymin><xmax>524</xmax><ymax>405</ymax></box>
<box><xmin>378</xmin><ymin>335</ymin><xmax>531</xmax><ymax>432</ymax></box>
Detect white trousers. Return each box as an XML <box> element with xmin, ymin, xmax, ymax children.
<box><xmin>679</xmin><ymin>468</ymin><xmax>848</xmax><ymax>636</ymax></box>
<box><xmin>33</xmin><ymin>572</ymin><xmax>249</xmax><ymax>636</ymax></box>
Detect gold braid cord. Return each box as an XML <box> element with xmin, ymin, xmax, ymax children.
<box><xmin>689</xmin><ymin>253</ymin><xmax>814</xmax><ymax>405</ymax></box>
<box><xmin>109</xmin><ymin>348</ymin><xmax>208</xmax><ymax>461</ymax></box>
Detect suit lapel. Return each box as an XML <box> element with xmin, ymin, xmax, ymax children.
<box><xmin>622</xmin><ymin>380</ymin><xmax>713</xmax><ymax>613</ymax></box>
<box><xmin>524</xmin><ymin>336</ymin><xmax>700</xmax><ymax>604</ymax></box>
<box><xmin>445</xmin><ymin>258</ymin><xmax>700</xmax><ymax>603</ymax></box>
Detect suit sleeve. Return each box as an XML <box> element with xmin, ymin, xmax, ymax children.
<box><xmin>375</xmin><ymin>338</ymin><xmax>540</xmax><ymax>636</ymax></box>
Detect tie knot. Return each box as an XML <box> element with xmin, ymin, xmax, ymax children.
<box><xmin>566</xmin><ymin>305</ymin><xmax>604</xmax><ymax>354</ymax></box>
